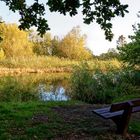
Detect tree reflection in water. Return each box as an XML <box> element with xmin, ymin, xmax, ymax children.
<box><xmin>39</xmin><ymin>84</ymin><xmax>70</xmax><ymax>101</ymax></box>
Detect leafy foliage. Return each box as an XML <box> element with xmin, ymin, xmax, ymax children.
<box><xmin>1</xmin><ymin>0</ymin><xmax>129</xmax><ymax>41</ymax></box>
<box><xmin>0</xmin><ymin>76</ymin><xmax>38</xmax><ymax>102</ymax></box>
<box><xmin>0</xmin><ymin>23</ymin><xmax>33</xmax><ymax>58</ymax></box>
<box><xmin>0</xmin><ymin>48</ymin><xmax>5</xmax><ymax>60</ymax></box>
<box><xmin>118</xmin><ymin>21</ymin><xmax>140</xmax><ymax>67</ymax></box>
<box><xmin>116</xmin><ymin>35</ymin><xmax>127</xmax><ymax>48</ymax></box>
<box><xmin>57</xmin><ymin>26</ymin><xmax>93</xmax><ymax>60</ymax></box>
<box><xmin>70</xmin><ymin>63</ymin><xmax>140</xmax><ymax>104</ymax></box>
<box><xmin>98</xmin><ymin>48</ymin><xmax>119</xmax><ymax>60</ymax></box>
<box><xmin>32</xmin><ymin>32</ymin><xmax>52</xmax><ymax>55</ymax></box>
<box><xmin>51</xmin><ymin>36</ymin><xmax>61</xmax><ymax>56</ymax></box>
<box><xmin>0</xmin><ymin>16</ymin><xmax>3</xmax><ymax>42</ymax></box>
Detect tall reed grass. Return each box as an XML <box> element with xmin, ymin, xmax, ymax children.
<box><xmin>70</xmin><ymin>62</ymin><xmax>140</xmax><ymax>104</ymax></box>
<box><xmin>0</xmin><ymin>56</ymin><xmax>79</xmax><ymax>68</ymax></box>
<box><xmin>0</xmin><ymin>56</ymin><xmax>122</xmax><ymax>72</ymax></box>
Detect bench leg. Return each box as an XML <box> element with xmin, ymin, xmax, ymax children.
<box><xmin>112</xmin><ymin>116</ymin><xmax>129</xmax><ymax>135</ymax></box>
<box><xmin>112</xmin><ymin>110</ymin><xmax>132</xmax><ymax>137</ymax></box>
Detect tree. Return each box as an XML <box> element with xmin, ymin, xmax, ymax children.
<box><xmin>118</xmin><ymin>14</ymin><xmax>140</xmax><ymax>67</ymax></box>
<box><xmin>98</xmin><ymin>48</ymin><xmax>119</xmax><ymax>60</ymax></box>
<box><xmin>32</xmin><ymin>32</ymin><xmax>52</xmax><ymax>56</ymax></box>
<box><xmin>0</xmin><ymin>16</ymin><xmax>3</xmax><ymax>42</ymax></box>
<box><xmin>0</xmin><ymin>48</ymin><xmax>5</xmax><ymax>60</ymax></box>
<box><xmin>0</xmin><ymin>23</ymin><xmax>33</xmax><ymax>58</ymax></box>
<box><xmin>116</xmin><ymin>35</ymin><xmax>127</xmax><ymax>48</ymax></box>
<box><xmin>57</xmin><ymin>26</ymin><xmax>93</xmax><ymax>60</ymax></box>
<box><xmin>51</xmin><ymin>36</ymin><xmax>61</xmax><ymax>56</ymax></box>
<box><xmin>1</xmin><ymin>0</ymin><xmax>129</xmax><ymax>41</ymax></box>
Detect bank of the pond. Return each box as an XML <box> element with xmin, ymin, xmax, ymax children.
<box><xmin>0</xmin><ymin>67</ymin><xmax>72</xmax><ymax>74</ymax></box>
<box><xmin>0</xmin><ymin>57</ymin><xmax>123</xmax><ymax>74</ymax></box>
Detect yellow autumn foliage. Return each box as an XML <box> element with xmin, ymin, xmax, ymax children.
<box><xmin>57</xmin><ymin>26</ymin><xmax>93</xmax><ymax>60</ymax></box>
<box><xmin>0</xmin><ymin>23</ymin><xmax>33</xmax><ymax>58</ymax></box>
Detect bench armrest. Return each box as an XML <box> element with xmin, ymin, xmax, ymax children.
<box><xmin>110</xmin><ymin>101</ymin><xmax>134</xmax><ymax>112</ymax></box>
<box><xmin>127</xmin><ymin>101</ymin><xmax>134</xmax><ymax>107</ymax></box>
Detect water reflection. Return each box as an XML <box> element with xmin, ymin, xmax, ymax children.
<box><xmin>0</xmin><ymin>73</ymin><xmax>70</xmax><ymax>102</ymax></box>
<box><xmin>39</xmin><ymin>84</ymin><xmax>69</xmax><ymax>101</ymax></box>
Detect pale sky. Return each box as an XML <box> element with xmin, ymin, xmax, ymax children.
<box><xmin>0</xmin><ymin>0</ymin><xmax>140</xmax><ymax>55</ymax></box>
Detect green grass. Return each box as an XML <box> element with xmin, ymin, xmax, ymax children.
<box><xmin>113</xmin><ymin>93</ymin><xmax>140</xmax><ymax>103</ymax></box>
<box><xmin>0</xmin><ymin>100</ymin><xmax>140</xmax><ymax>140</ymax></box>
<box><xmin>0</xmin><ymin>101</ymin><xmax>82</xmax><ymax>140</ymax></box>
<box><xmin>129</xmin><ymin>121</ymin><xmax>140</xmax><ymax>134</ymax></box>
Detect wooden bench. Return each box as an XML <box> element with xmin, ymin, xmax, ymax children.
<box><xmin>92</xmin><ymin>99</ymin><xmax>140</xmax><ymax>137</ymax></box>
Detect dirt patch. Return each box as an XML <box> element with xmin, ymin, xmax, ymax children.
<box><xmin>31</xmin><ymin>104</ymin><xmax>140</xmax><ymax>140</ymax></box>
<box><xmin>51</xmin><ymin>104</ymin><xmax>140</xmax><ymax>140</ymax></box>
<box><xmin>32</xmin><ymin>114</ymin><xmax>49</xmax><ymax>125</ymax></box>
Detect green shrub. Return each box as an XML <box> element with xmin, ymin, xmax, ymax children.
<box><xmin>70</xmin><ymin>63</ymin><xmax>140</xmax><ymax>104</ymax></box>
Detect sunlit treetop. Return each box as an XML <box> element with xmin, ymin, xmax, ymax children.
<box><xmin>1</xmin><ymin>0</ymin><xmax>129</xmax><ymax>41</ymax></box>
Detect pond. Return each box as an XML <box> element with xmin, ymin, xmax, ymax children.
<box><xmin>39</xmin><ymin>84</ymin><xmax>69</xmax><ymax>101</ymax></box>
<box><xmin>0</xmin><ymin>73</ymin><xmax>71</xmax><ymax>102</ymax></box>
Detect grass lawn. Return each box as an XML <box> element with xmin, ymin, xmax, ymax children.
<box><xmin>0</xmin><ymin>100</ymin><xmax>140</xmax><ymax>140</ymax></box>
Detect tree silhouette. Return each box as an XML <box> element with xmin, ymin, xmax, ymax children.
<box><xmin>1</xmin><ymin>0</ymin><xmax>128</xmax><ymax>41</ymax></box>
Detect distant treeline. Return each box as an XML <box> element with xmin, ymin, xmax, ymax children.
<box><xmin>0</xmin><ymin>23</ymin><xmax>94</xmax><ymax>60</ymax></box>
<box><xmin>1</xmin><ymin>20</ymin><xmax>139</xmax><ymax>69</ymax></box>
<box><xmin>0</xmin><ymin>22</ymin><xmax>122</xmax><ymax>61</ymax></box>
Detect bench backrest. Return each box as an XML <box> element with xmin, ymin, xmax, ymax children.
<box><xmin>132</xmin><ymin>99</ymin><xmax>140</xmax><ymax>106</ymax></box>
<box><xmin>110</xmin><ymin>98</ymin><xmax>140</xmax><ymax>112</ymax></box>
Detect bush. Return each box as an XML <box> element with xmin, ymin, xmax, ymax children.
<box><xmin>70</xmin><ymin>63</ymin><xmax>140</xmax><ymax>104</ymax></box>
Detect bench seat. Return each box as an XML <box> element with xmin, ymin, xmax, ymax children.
<box><xmin>92</xmin><ymin>99</ymin><xmax>140</xmax><ymax>136</ymax></box>
<box><xmin>93</xmin><ymin>106</ymin><xmax>140</xmax><ymax>119</ymax></box>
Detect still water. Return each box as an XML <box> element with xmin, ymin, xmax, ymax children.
<box><xmin>0</xmin><ymin>73</ymin><xmax>71</xmax><ymax>102</ymax></box>
<box><xmin>39</xmin><ymin>84</ymin><xmax>69</xmax><ymax>101</ymax></box>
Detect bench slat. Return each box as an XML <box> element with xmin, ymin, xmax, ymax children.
<box><xmin>92</xmin><ymin>99</ymin><xmax>140</xmax><ymax>137</ymax></box>
<box><xmin>132</xmin><ymin>106</ymin><xmax>140</xmax><ymax>113</ymax></box>
<box><xmin>110</xmin><ymin>99</ymin><xmax>140</xmax><ymax>112</ymax></box>
<box><xmin>93</xmin><ymin>99</ymin><xmax>140</xmax><ymax>120</ymax></box>
<box><xmin>100</xmin><ymin>110</ymin><xmax>123</xmax><ymax>119</ymax></box>
<box><xmin>110</xmin><ymin>102</ymin><xmax>132</xmax><ymax>112</ymax></box>
<box><xmin>93</xmin><ymin>109</ymin><xmax>123</xmax><ymax>119</ymax></box>
<box><xmin>93</xmin><ymin>104</ymin><xmax>140</xmax><ymax>119</ymax></box>
<box><xmin>132</xmin><ymin>99</ymin><xmax>140</xmax><ymax>107</ymax></box>
<box><xmin>93</xmin><ymin>107</ymin><xmax>110</xmax><ymax>114</ymax></box>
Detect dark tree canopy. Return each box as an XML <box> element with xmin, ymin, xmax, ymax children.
<box><xmin>1</xmin><ymin>0</ymin><xmax>128</xmax><ymax>41</ymax></box>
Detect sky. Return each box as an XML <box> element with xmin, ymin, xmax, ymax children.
<box><xmin>0</xmin><ymin>0</ymin><xmax>140</xmax><ymax>55</ymax></box>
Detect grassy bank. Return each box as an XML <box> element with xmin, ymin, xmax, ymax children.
<box><xmin>0</xmin><ymin>100</ymin><xmax>140</xmax><ymax>140</ymax></box>
<box><xmin>0</xmin><ymin>56</ymin><xmax>79</xmax><ymax>69</ymax></box>
<box><xmin>0</xmin><ymin>56</ymin><xmax>122</xmax><ymax>69</ymax></box>
<box><xmin>0</xmin><ymin>56</ymin><xmax>122</xmax><ymax>74</ymax></box>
